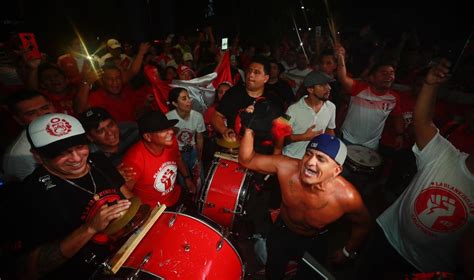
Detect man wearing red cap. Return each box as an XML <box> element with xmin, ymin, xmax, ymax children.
<box><xmin>239</xmin><ymin>129</ymin><xmax>371</xmax><ymax>279</ymax></box>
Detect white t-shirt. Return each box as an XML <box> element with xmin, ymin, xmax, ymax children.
<box><xmin>341</xmin><ymin>80</ymin><xmax>401</xmax><ymax>150</ymax></box>
<box><xmin>166</xmin><ymin>110</ymin><xmax>206</xmax><ymax>150</ymax></box>
<box><xmin>3</xmin><ymin>130</ymin><xmax>37</xmax><ymax>181</ymax></box>
<box><xmin>283</xmin><ymin>97</ymin><xmax>336</xmax><ymax>159</ymax></box>
<box><xmin>377</xmin><ymin>132</ymin><xmax>474</xmax><ymax>272</ymax></box>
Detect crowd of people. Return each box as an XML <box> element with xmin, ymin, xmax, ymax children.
<box><xmin>0</xmin><ymin>23</ymin><xmax>473</xmax><ymax>280</ymax></box>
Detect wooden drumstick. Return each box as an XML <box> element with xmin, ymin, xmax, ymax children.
<box><xmin>107</xmin><ymin>204</ymin><xmax>166</xmax><ymax>274</ymax></box>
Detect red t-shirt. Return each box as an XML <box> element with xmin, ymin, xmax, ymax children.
<box><xmin>57</xmin><ymin>54</ymin><xmax>86</xmax><ymax>86</ymax></box>
<box><xmin>380</xmin><ymin>91</ymin><xmax>416</xmax><ymax>149</ymax></box>
<box><xmin>88</xmin><ymin>86</ymin><xmax>140</xmax><ymax>122</ymax></box>
<box><xmin>122</xmin><ymin>139</ymin><xmax>182</xmax><ymax>207</ymax></box>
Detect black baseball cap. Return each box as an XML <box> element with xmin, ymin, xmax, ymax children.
<box><xmin>78</xmin><ymin>107</ymin><xmax>113</xmax><ymax>132</ymax></box>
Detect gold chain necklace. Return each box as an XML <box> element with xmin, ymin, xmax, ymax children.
<box><xmin>62</xmin><ymin>170</ymin><xmax>100</xmax><ymax>201</ymax></box>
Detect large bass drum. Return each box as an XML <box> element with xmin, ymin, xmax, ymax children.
<box><xmin>101</xmin><ymin>211</ymin><xmax>244</xmax><ymax>279</ymax></box>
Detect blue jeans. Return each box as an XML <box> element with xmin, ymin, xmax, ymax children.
<box><xmin>179</xmin><ymin>148</ymin><xmax>204</xmax><ymax>194</ymax></box>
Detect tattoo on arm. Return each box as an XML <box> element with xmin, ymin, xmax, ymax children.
<box><xmin>36</xmin><ymin>241</ymin><xmax>68</xmax><ymax>275</ymax></box>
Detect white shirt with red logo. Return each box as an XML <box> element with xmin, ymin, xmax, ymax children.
<box><xmin>377</xmin><ymin>131</ymin><xmax>474</xmax><ymax>272</ymax></box>
<box><xmin>341</xmin><ymin>80</ymin><xmax>401</xmax><ymax>150</ymax></box>
<box><xmin>166</xmin><ymin>109</ymin><xmax>205</xmax><ymax>151</ymax></box>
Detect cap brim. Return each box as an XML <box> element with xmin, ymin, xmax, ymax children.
<box><xmin>140</xmin><ymin>119</ymin><xmax>179</xmax><ymax>134</ymax></box>
<box><xmin>36</xmin><ymin>134</ymin><xmax>89</xmax><ymax>158</ymax></box>
<box><xmin>167</xmin><ymin>119</ymin><xmax>179</xmax><ymax>128</ymax></box>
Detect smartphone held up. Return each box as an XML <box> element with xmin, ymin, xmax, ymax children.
<box><xmin>18</xmin><ymin>33</ymin><xmax>42</xmax><ymax>61</ymax></box>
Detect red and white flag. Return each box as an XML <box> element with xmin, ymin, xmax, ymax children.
<box><xmin>171</xmin><ymin>51</ymin><xmax>233</xmax><ymax>112</ymax></box>
<box><xmin>144</xmin><ymin>65</ymin><xmax>172</xmax><ymax>113</ymax></box>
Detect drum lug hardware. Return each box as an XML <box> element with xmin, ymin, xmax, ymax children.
<box><xmin>216</xmin><ymin>239</ymin><xmax>223</xmax><ymax>251</ymax></box>
<box><xmin>168</xmin><ymin>215</ymin><xmax>176</xmax><ymax>227</ymax></box>
<box><xmin>128</xmin><ymin>252</ymin><xmax>152</xmax><ymax>280</ymax></box>
<box><xmin>101</xmin><ymin>261</ymin><xmax>112</xmax><ymax>273</ymax></box>
<box><xmin>199</xmin><ymin>199</ymin><xmax>215</xmax><ymax>208</ymax></box>
<box><xmin>169</xmin><ymin>205</ymin><xmax>185</xmax><ymax>227</ymax></box>
<box><xmin>84</xmin><ymin>252</ymin><xmax>97</xmax><ymax>264</ymax></box>
<box><xmin>183</xmin><ymin>243</ymin><xmax>191</xmax><ymax>252</ymax></box>
<box><xmin>201</xmin><ymin>201</ymin><xmax>216</xmax><ymax>208</ymax></box>
<box><xmin>216</xmin><ymin>227</ymin><xmax>230</xmax><ymax>251</ymax></box>
<box><xmin>176</xmin><ymin>204</ymin><xmax>186</xmax><ymax>213</ymax></box>
<box><xmin>223</xmin><ymin>208</ymin><xmax>242</xmax><ymax>215</ymax></box>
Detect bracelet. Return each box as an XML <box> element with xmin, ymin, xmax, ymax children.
<box><xmin>342</xmin><ymin>246</ymin><xmax>357</xmax><ymax>259</ymax></box>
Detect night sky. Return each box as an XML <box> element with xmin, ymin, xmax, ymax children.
<box><xmin>1</xmin><ymin>0</ymin><xmax>472</xmax><ymax>57</ymax></box>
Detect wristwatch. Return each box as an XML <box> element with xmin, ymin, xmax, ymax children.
<box><xmin>342</xmin><ymin>246</ymin><xmax>357</xmax><ymax>259</ymax></box>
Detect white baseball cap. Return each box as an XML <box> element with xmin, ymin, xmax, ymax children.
<box><xmin>27</xmin><ymin>113</ymin><xmax>88</xmax><ymax>158</ymax></box>
<box><xmin>107</xmin><ymin>39</ymin><xmax>121</xmax><ymax>49</ymax></box>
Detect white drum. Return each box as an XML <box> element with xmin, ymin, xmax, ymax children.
<box><xmin>345</xmin><ymin>145</ymin><xmax>382</xmax><ymax>174</ymax></box>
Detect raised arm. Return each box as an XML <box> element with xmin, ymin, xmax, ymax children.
<box><xmin>335</xmin><ymin>44</ymin><xmax>355</xmax><ymax>93</ymax></box>
<box><xmin>122</xmin><ymin>42</ymin><xmax>150</xmax><ymax>84</ymax></box>
<box><xmin>73</xmin><ymin>69</ymin><xmax>99</xmax><ymax>114</ymax></box>
<box><xmin>413</xmin><ymin>59</ymin><xmax>450</xmax><ymax>150</ymax></box>
<box><xmin>238</xmin><ymin>128</ymin><xmax>279</xmax><ymax>174</ymax></box>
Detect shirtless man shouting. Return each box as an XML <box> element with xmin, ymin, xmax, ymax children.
<box><xmin>239</xmin><ymin>128</ymin><xmax>371</xmax><ymax>279</ymax></box>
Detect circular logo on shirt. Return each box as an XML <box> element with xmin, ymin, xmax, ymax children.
<box><xmin>153</xmin><ymin>161</ymin><xmax>177</xmax><ymax>194</ymax></box>
<box><xmin>414</xmin><ymin>187</ymin><xmax>468</xmax><ymax>233</ymax></box>
<box><xmin>46</xmin><ymin>117</ymin><xmax>72</xmax><ymax>137</ymax></box>
<box><xmin>177</xmin><ymin>129</ymin><xmax>193</xmax><ymax>146</ymax></box>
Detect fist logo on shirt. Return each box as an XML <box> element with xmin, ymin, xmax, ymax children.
<box><xmin>153</xmin><ymin>162</ymin><xmax>177</xmax><ymax>195</ymax></box>
<box><xmin>414</xmin><ymin>187</ymin><xmax>467</xmax><ymax>233</ymax></box>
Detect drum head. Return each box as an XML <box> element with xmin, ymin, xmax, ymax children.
<box><xmin>346</xmin><ymin>145</ymin><xmax>382</xmax><ymax>168</ymax></box>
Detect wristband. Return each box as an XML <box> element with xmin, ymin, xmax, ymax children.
<box><xmin>342</xmin><ymin>246</ymin><xmax>357</xmax><ymax>259</ymax></box>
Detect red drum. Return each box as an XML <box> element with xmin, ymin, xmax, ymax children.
<box><xmin>112</xmin><ymin>212</ymin><xmax>244</xmax><ymax>280</ymax></box>
<box><xmin>199</xmin><ymin>154</ymin><xmax>252</xmax><ymax>228</ymax></box>
<box><xmin>407</xmin><ymin>272</ymin><xmax>455</xmax><ymax>280</ymax></box>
